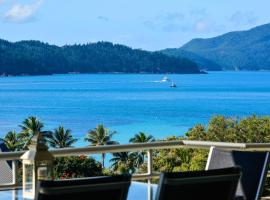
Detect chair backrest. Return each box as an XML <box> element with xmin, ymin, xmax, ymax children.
<box><xmin>206</xmin><ymin>148</ymin><xmax>270</xmax><ymax>200</ymax></box>
<box><xmin>35</xmin><ymin>175</ymin><xmax>131</xmax><ymax>200</ymax></box>
<box><xmin>155</xmin><ymin>167</ymin><xmax>241</xmax><ymax>200</ymax></box>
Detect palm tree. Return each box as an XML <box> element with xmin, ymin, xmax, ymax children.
<box><xmin>129</xmin><ymin>132</ymin><xmax>155</xmax><ymax>167</ymax></box>
<box><xmin>46</xmin><ymin>126</ymin><xmax>77</xmax><ymax>148</ymax></box>
<box><xmin>129</xmin><ymin>132</ymin><xmax>155</xmax><ymax>143</ymax></box>
<box><xmin>110</xmin><ymin>152</ymin><xmax>135</xmax><ymax>174</ymax></box>
<box><xmin>19</xmin><ymin>116</ymin><xmax>50</xmax><ymax>149</ymax></box>
<box><xmin>2</xmin><ymin>131</ymin><xmax>22</xmax><ymax>151</ymax></box>
<box><xmin>84</xmin><ymin>124</ymin><xmax>117</xmax><ymax>168</ymax></box>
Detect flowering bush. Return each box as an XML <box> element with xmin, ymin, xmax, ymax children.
<box><xmin>53</xmin><ymin>156</ymin><xmax>102</xmax><ymax>179</ymax></box>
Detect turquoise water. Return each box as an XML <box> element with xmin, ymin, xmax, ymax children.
<box><xmin>1</xmin><ymin>71</ymin><xmax>270</xmax><ymax>145</ymax></box>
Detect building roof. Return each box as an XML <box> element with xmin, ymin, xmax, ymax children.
<box><xmin>0</xmin><ymin>140</ymin><xmax>13</xmax><ymax>185</ymax></box>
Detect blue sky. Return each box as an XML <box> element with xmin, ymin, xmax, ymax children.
<box><xmin>0</xmin><ymin>0</ymin><xmax>270</xmax><ymax>50</ymax></box>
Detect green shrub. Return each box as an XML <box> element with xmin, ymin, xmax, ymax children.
<box><xmin>53</xmin><ymin>155</ymin><xmax>102</xmax><ymax>179</ymax></box>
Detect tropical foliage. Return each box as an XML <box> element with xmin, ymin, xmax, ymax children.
<box><xmin>46</xmin><ymin>126</ymin><xmax>77</xmax><ymax>148</ymax></box>
<box><xmin>153</xmin><ymin>137</ymin><xmax>207</xmax><ymax>172</ymax></box>
<box><xmin>153</xmin><ymin>115</ymin><xmax>270</xmax><ymax>173</ymax></box>
<box><xmin>186</xmin><ymin>115</ymin><xmax>270</xmax><ymax>143</ymax></box>
<box><xmin>2</xmin><ymin>114</ymin><xmax>270</xmax><ymax>193</ymax></box>
<box><xmin>110</xmin><ymin>152</ymin><xmax>136</xmax><ymax>175</ymax></box>
<box><xmin>19</xmin><ymin>116</ymin><xmax>51</xmax><ymax>149</ymax></box>
<box><xmin>129</xmin><ymin>132</ymin><xmax>155</xmax><ymax>168</ymax></box>
<box><xmin>129</xmin><ymin>132</ymin><xmax>155</xmax><ymax>143</ymax></box>
<box><xmin>53</xmin><ymin>155</ymin><xmax>102</xmax><ymax>179</ymax></box>
<box><xmin>2</xmin><ymin>131</ymin><xmax>23</xmax><ymax>151</ymax></box>
<box><xmin>84</xmin><ymin>124</ymin><xmax>117</xmax><ymax>168</ymax></box>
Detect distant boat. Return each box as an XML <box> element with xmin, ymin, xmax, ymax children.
<box><xmin>170</xmin><ymin>82</ymin><xmax>177</xmax><ymax>88</ymax></box>
<box><xmin>161</xmin><ymin>76</ymin><xmax>170</xmax><ymax>82</ymax></box>
<box><xmin>234</xmin><ymin>66</ymin><xmax>239</xmax><ymax>71</ymax></box>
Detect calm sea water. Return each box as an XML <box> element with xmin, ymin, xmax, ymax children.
<box><xmin>1</xmin><ymin>71</ymin><xmax>270</xmax><ymax>146</ymax></box>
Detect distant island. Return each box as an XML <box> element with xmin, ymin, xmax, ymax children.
<box><xmin>0</xmin><ymin>40</ymin><xmax>201</xmax><ymax>76</ymax></box>
<box><xmin>161</xmin><ymin>23</ymin><xmax>270</xmax><ymax>71</ymax></box>
<box><xmin>1</xmin><ymin>22</ymin><xmax>269</xmax><ymax>75</ymax></box>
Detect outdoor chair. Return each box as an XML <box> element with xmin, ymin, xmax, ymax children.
<box><xmin>35</xmin><ymin>175</ymin><xmax>131</xmax><ymax>200</ymax></box>
<box><xmin>155</xmin><ymin>167</ymin><xmax>241</xmax><ymax>200</ymax></box>
<box><xmin>206</xmin><ymin>147</ymin><xmax>270</xmax><ymax>200</ymax></box>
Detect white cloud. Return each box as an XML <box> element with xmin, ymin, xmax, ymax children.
<box><xmin>4</xmin><ymin>0</ymin><xmax>43</xmax><ymax>23</ymax></box>
<box><xmin>194</xmin><ymin>20</ymin><xmax>209</xmax><ymax>33</ymax></box>
<box><xmin>0</xmin><ymin>0</ymin><xmax>5</xmax><ymax>4</ymax></box>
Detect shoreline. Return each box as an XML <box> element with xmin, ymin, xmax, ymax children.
<box><xmin>0</xmin><ymin>71</ymin><xmax>207</xmax><ymax>78</ymax></box>
<box><xmin>2</xmin><ymin>70</ymin><xmax>270</xmax><ymax>78</ymax></box>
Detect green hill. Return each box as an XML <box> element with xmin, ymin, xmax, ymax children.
<box><xmin>180</xmin><ymin>23</ymin><xmax>270</xmax><ymax>70</ymax></box>
<box><xmin>0</xmin><ymin>39</ymin><xmax>201</xmax><ymax>76</ymax></box>
<box><xmin>160</xmin><ymin>48</ymin><xmax>221</xmax><ymax>71</ymax></box>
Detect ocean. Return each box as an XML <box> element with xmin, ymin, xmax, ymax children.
<box><xmin>1</xmin><ymin>71</ymin><xmax>270</xmax><ymax>146</ymax></box>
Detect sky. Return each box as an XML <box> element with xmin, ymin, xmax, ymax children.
<box><xmin>0</xmin><ymin>0</ymin><xmax>270</xmax><ymax>50</ymax></box>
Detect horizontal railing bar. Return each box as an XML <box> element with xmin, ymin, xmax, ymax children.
<box><xmin>1</xmin><ymin>140</ymin><xmax>270</xmax><ymax>161</ymax></box>
<box><xmin>51</xmin><ymin>140</ymin><xmax>185</xmax><ymax>157</ymax></box>
<box><xmin>0</xmin><ymin>151</ymin><xmax>25</xmax><ymax>161</ymax></box>
<box><xmin>181</xmin><ymin>140</ymin><xmax>247</xmax><ymax>149</ymax></box>
<box><xmin>132</xmin><ymin>173</ymin><xmax>160</xmax><ymax>180</ymax></box>
<box><xmin>0</xmin><ymin>183</ymin><xmax>18</xmax><ymax>190</ymax></box>
<box><xmin>245</xmin><ymin>143</ymin><xmax>270</xmax><ymax>150</ymax></box>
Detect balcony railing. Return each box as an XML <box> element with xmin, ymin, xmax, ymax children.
<box><xmin>1</xmin><ymin>140</ymin><xmax>270</xmax><ymax>198</ymax></box>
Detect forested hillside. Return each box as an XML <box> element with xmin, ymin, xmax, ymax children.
<box><xmin>161</xmin><ymin>48</ymin><xmax>221</xmax><ymax>71</ymax></box>
<box><xmin>0</xmin><ymin>39</ymin><xmax>200</xmax><ymax>75</ymax></box>
<box><xmin>180</xmin><ymin>23</ymin><xmax>270</xmax><ymax>70</ymax></box>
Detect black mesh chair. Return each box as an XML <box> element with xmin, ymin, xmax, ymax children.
<box><xmin>206</xmin><ymin>148</ymin><xmax>270</xmax><ymax>200</ymax></box>
<box><xmin>156</xmin><ymin>167</ymin><xmax>241</xmax><ymax>200</ymax></box>
<box><xmin>35</xmin><ymin>175</ymin><xmax>131</xmax><ymax>200</ymax></box>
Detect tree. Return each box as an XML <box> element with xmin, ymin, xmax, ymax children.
<box><xmin>153</xmin><ymin>136</ymin><xmax>207</xmax><ymax>172</ymax></box>
<box><xmin>153</xmin><ymin>115</ymin><xmax>270</xmax><ymax>174</ymax></box>
<box><xmin>129</xmin><ymin>132</ymin><xmax>155</xmax><ymax>167</ymax></box>
<box><xmin>187</xmin><ymin>115</ymin><xmax>270</xmax><ymax>143</ymax></box>
<box><xmin>53</xmin><ymin>155</ymin><xmax>102</xmax><ymax>179</ymax></box>
<box><xmin>2</xmin><ymin>131</ymin><xmax>22</xmax><ymax>151</ymax></box>
<box><xmin>46</xmin><ymin>126</ymin><xmax>77</xmax><ymax>148</ymax></box>
<box><xmin>84</xmin><ymin>124</ymin><xmax>117</xmax><ymax>168</ymax></box>
<box><xmin>129</xmin><ymin>132</ymin><xmax>155</xmax><ymax>143</ymax></box>
<box><xmin>19</xmin><ymin>116</ymin><xmax>51</xmax><ymax>149</ymax></box>
<box><xmin>110</xmin><ymin>152</ymin><xmax>135</xmax><ymax>175</ymax></box>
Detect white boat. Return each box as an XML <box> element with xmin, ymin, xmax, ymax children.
<box><xmin>170</xmin><ymin>82</ymin><xmax>177</xmax><ymax>88</ymax></box>
<box><xmin>161</xmin><ymin>76</ymin><xmax>170</xmax><ymax>82</ymax></box>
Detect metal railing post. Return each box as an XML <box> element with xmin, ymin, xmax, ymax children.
<box><xmin>147</xmin><ymin>149</ymin><xmax>153</xmax><ymax>200</ymax></box>
<box><xmin>147</xmin><ymin>149</ymin><xmax>153</xmax><ymax>176</ymax></box>
<box><xmin>12</xmin><ymin>160</ymin><xmax>18</xmax><ymax>186</ymax></box>
<box><xmin>147</xmin><ymin>179</ymin><xmax>153</xmax><ymax>200</ymax></box>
